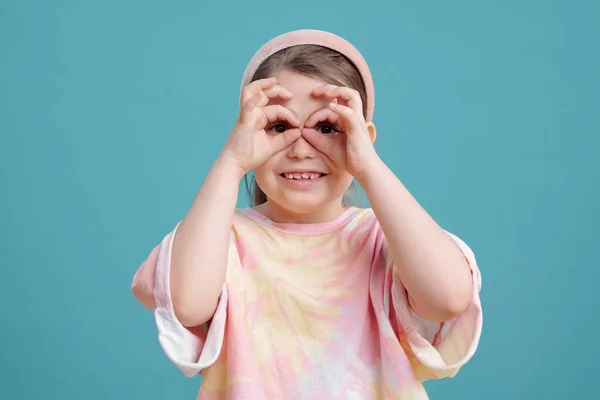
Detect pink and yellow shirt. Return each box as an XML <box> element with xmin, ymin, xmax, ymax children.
<box><xmin>132</xmin><ymin>206</ymin><xmax>483</xmax><ymax>399</ymax></box>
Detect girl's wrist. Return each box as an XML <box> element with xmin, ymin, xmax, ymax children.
<box><xmin>215</xmin><ymin>153</ymin><xmax>247</xmax><ymax>182</ymax></box>
<box><xmin>354</xmin><ymin>153</ymin><xmax>385</xmax><ymax>188</ymax></box>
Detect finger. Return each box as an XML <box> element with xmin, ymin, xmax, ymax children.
<box><xmin>301</xmin><ymin>127</ymin><xmax>333</xmax><ymax>155</ymax></box>
<box><xmin>316</xmin><ymin>87</ymin><xmax>364</xmax><ymax>119</ymax></box>
<box><xmin>241</xmin><ymin>77</ymin><xmax>277</xmax><ymax>103</ymax></box>
<box><xmin>269</xmin><ymin>129</ymin><xmax>302</xmax><ymax>154</ymax></box>
<box><xmin>239</xmin><ymin>90</ymin><xmax>263</xmax><ymax>123</ymax></box>
<box><xmin>312</xmin><ymin>84</ymin><xmax>338</xmax><ymax>96</ymax></box>
<box><xmin>262</xmin><ymin>85</ymin><xmax>293</xmax><ymax>101</ymax></box>
<box><xmin>328</xmin><ymin>103</ymin><xmax>363</xmax><ymax>134</ymax></box>
<box><xmin>253</xmin><ymin>85</ymin><xmax>292</xmax><ymax>109</ymax></box>
<box><xmin>240</xmin><ymin>88</ymin><xmax>294</xmax><ymax>124</ymax></box>
<box><xmin>304</xmin><ymin>107</ymin><xmax>341</xmax><ymax>129</ymax></box>
<box><xmin>260</xmin><ymin>104</ymin><xmax>300</xmax><ymax>128</ymax></box>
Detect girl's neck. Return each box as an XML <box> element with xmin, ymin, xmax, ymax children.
<box><xmin>255</xmin><ymin>199</ymin><xmax>347</xmax><ymax>224</ymax></box>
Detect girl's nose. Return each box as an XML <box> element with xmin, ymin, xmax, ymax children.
<box><xmin>287</xmin><ymin>135</ymin><xmax>315</xmax><ymax>159</ymax></box>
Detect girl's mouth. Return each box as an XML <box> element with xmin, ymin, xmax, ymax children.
<box><xmin>279</xmin><ymin>172</ymin><xmax>327</xmax><ymax>180</ymax></box>
<box><xmin>278</xmin><ymin>171</ymin><xmax>328</xmax><ymax>187</ymax></box>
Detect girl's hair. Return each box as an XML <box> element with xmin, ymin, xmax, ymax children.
<box><xmin>245</xmin><ymin>44</ymin><xmax>368</xmax><ymax>207</ymax></box>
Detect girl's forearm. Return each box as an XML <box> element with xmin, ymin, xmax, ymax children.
<box><xmin>358</xmin><ymin>156</ymin><xmax>472</xmax><ymax>322</ymax></box>
<box><xmin>170</xmin><ymin>155</ymin><xmax>244</xmax><ymax>327</ymax></box>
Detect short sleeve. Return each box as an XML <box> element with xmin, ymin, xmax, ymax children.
<box><xmin>388</xmin><ymin>231</ymin><xmax>483</xmax><ymax>381</ymax></box>
<box><xmin>131</xmin><ymin>223</ymin><xmax>228</xmax><ymax>377</ymax></box>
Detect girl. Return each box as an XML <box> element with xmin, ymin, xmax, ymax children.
<box><xmin>132</xmin><ymin>29</ymin><xmax>483</xmax><ymax>399</ymax></box>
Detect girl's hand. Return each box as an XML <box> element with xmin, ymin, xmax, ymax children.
<box><xmin>222</xmin><ymin>78</ymin><xmax>301</xmax><ymax>175</ymax></box>
<box><xmin>302</xmin><ymin>85</ymin><xmax>379</xmax><ymax>180</ymax></box>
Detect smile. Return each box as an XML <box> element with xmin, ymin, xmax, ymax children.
<box><xmin>279</xmin><ymin>172</ymin><xmax>326</xmax><ymax>180</ymax></box>
<box><xmin>279</xmin><ymin>171</ymin><xmax>328</xmax><ymax>187</ymax></box>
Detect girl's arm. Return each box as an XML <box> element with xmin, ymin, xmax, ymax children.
<box><xmin>168</xmin><ymin>155</ymin><xmax>243</xmax><ymax>328</ymax></box>
<box><xmin>166</xmin><ymin>78</ymin><xmax>300</xmax><ymax>328</ymax></box>
<box><xmin>136</xmin><ymin>79</ymin><xmax>300</xmax><ymax>328</ymax></box>
<box><xmin>358</xmin><ymin>158</ymin><xmax>473</xmax><ymax>323</ymax></box>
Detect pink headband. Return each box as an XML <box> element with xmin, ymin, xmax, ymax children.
<box><xmin>240</xmin><ymin>29</ymin><xmax>375</xmax><ymax>122</ymax></box>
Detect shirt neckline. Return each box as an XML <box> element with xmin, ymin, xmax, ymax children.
<box><xmin>237</xmin><ymin>206</ymin><xmax>361</xmax><ymax>236</ymax></box>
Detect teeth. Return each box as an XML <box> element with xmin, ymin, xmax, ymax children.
<box><xmin>284</xmin><ymin>173</ymin><xmax>322</xmax><ymax>180</ymax></box>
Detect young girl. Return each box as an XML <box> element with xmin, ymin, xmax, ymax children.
<box><xmin>132</xmin><ymin>29</ymin><xmax>483</xmax><ymax>399</ymax></box>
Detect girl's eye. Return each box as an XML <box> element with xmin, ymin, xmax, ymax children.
<box><xmin>317</xmin><ymin>123</ymin><xmax>339</xmax><ymax>135</ymax></box>
<box><xmin>269</xmin><ymin>123</ymin><xmax>288</xmax><ymax>133</ymax></box>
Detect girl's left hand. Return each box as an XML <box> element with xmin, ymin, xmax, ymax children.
<box><xmin>301</xmin><ymin>85</ymin><xmax>379</xmax><ymax>180</ymax></box>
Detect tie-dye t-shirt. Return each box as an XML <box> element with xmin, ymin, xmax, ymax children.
<box><xmin>132</xmin><ymin>206</ymin><xmax>483</xmax><ymax>399</ymax></box>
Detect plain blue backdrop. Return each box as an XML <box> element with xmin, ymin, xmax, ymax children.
<box><xmin>1</xmin><ymin>0</ymin><xmax>598</xmax><ymax>399</ymax></box>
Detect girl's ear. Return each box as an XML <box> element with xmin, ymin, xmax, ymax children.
<box><xmin>366</xmin><ymin>121</ymin><xmax>377</xmax><ymax>143</ymax></box>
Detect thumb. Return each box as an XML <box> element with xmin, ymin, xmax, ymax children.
<box><xmin>269</xmin><ymin>129</ymin><xmax>301</xmax><ymax>154</ymax></box>
<box><xmin>301</xmin><ymin>129</ymin><xmax>333</xmax><ymax>156</ymax></box>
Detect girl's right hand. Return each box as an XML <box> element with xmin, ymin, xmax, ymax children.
<box><xmin>222</xmin><ymin>78</ymin><xmax>301</xmax><ymax>175</ymax></box>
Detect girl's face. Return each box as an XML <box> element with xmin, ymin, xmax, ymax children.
<box><xmin>253</xmin><ymin>69</ymin><xmax>354</xmax><ymax>223</ymax></box>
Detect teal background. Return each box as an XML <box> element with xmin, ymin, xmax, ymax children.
<box><xmin>1</xmin><ymin>0</ymin><xmax>598</xmax><ymax>399</ymax></box>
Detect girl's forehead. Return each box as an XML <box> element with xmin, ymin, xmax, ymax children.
<box><xmin>273</xmin><ymin>69</ymin><xmax>326</xmax><ymax>90</ymax></box>
<box><xmin>270</xmin><ymin>69</ymin><xmax>329</xmax><ymax>117</ymax></box>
